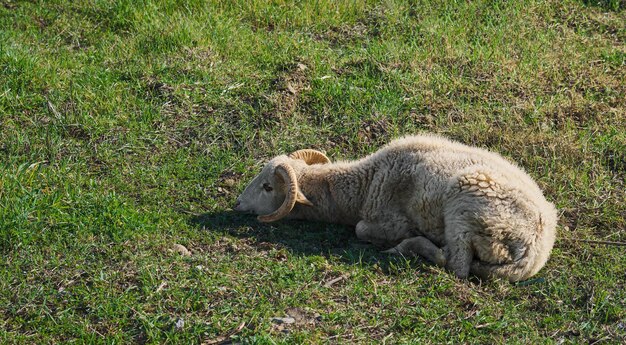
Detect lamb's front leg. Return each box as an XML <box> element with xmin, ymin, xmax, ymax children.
<box><xmin>383</xmin><ymin>237</ymin><xmax>447</xmax><ymax>267</ymax></box>
<box><xmin>356</xmin><ymin>219</ymin><xmax>446</xmax><ymax>267</ymax></box>
<box><xmin>355</xmin><ymin>218</ymin><xmax>413</xmax><ymax>248</ymax></box>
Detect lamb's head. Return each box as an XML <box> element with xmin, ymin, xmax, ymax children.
<box><xmin>233</xmin><ymin>149</ymin><xmax>330</xmax><ymax>222</ymax></box>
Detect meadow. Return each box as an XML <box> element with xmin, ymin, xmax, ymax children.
<box><xmin>1</xmin><ymin>0</ymin><xmax>625</xmax><ymax>343</ymax></box>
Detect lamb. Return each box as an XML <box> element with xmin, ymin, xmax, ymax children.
<box><xmin>233</xmin><ymin>134</ymin><xmax>557</xmax><ymax>282</ymax></box>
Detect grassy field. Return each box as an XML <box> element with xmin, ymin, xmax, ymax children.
<box><xmin>1</xmin><ymin>0</ymin><xmax>625</xmax><ymax>343</ymax></box>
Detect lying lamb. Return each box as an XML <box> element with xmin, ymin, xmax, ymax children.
<box><xmin>234</xmin><ymin>134</ymin><xmax>557</xmax><ymax>282</ymax></box>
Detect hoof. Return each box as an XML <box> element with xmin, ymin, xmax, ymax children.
<box><xmin>434</xmin><ymin>249</ymin><xmax>447</xmax><ymax>267</ymax></box>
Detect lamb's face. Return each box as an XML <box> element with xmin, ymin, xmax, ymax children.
<box><xmin>233</xmin><ymin>160</ymin><xmax>288</xmax><ymax>216</ymax></box>
<box><xmin>233</xmin><ymin>153</ymin><xmax>318</xmax><ymax>222</ymax></box>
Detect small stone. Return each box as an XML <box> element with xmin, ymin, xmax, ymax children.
<box><xmin>175</xmin><ymin>318</ymin><xmax>184</xmax><ymax>330</ymax></box>
<box><xmin>172</xmin><ymin>244</ymin><xmax>191</xmax><ymax>256</ymax></box>
<box><xmin>297</xmin><ymin>63</ymin><xmax>308</xmax><ymax>71</ymax></box>
<box><xmin>272</xmin><ymin>317</ymin><xmax>295</xmax><ymax>325</ymax></box>
<box><xmin>223</xmin><ymin>178</ymin><xmax>236</xmax><ymax>187</ymax></box>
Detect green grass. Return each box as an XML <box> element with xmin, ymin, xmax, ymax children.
<box><xmin>1</xmin><ymin>0</ymin><xmax>625</xmax><ymax>343</ymax></box>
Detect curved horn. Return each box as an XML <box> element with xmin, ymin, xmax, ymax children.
<box><xmin>257</xmin><ymin>163</ymin><xmax>298</xmax><ymax>222</ymax></box>
<box><xmin>289</xmin><ymin>149</ymin><xmax>330</xmax><ymax>165</ymax></box>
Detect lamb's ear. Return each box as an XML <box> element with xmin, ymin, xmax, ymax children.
<box><xmin>296</xmin><ymin>190</ymin><xmax>314</xmax><ymax>207</ymax></box>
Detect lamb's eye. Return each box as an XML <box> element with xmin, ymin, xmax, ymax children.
<box><xmin>262</xmin><ymin>183</ymin><xmax>273</xmax><ymax>192</ymax></box>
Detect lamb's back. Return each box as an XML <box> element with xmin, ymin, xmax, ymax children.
<box><xmin>382</xmin><ymin>135</ymin><xmax>547</xmax><ymax>204</ymax></box>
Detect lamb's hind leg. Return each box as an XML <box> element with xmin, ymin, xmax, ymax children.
<box><xmin>443</xmin><ymin>215</ymin><xmax>475</xmax><ymax>279</ymax></box>
<box><xmin>383</xmin><ymin>236</ymin><xmax>447</xmax><ymax>267</ymax></box>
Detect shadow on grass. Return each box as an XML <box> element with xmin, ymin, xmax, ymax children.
<box><xmin>582</xmin><ymin>0</ymin><xmax>624</xmax><ymax>12</ymax></box>
<box><xmin>189</xmin><ymin>211</ymin><xmax>435</xmax><ymax>274</ymax></box>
